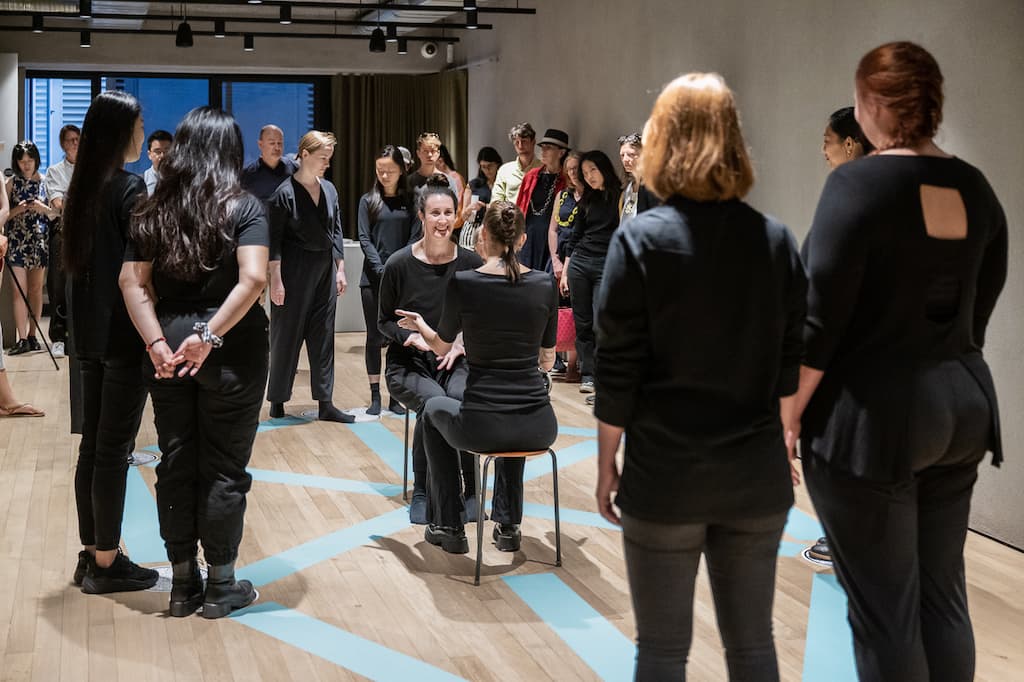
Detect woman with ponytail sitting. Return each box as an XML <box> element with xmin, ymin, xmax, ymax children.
<box><xmin>396</xmin><ymin>201</ymin><xmax>558</xmax><ymax>554</ymax></box>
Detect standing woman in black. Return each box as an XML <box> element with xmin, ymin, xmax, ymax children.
<box><xmin>378</xmin><ymin>175</ymin><xmax>482</xmax><ymax>524</ymax></box>
<box><xmin>266</xmin><ymin>131</ymin><xmax>353</xmax><ymax>423</ymax></box>
<box><xmin>788</xmin><ymin>42</ymin><xmax>1006</xmax><ymax>681</ymax></box>
<box><xmin>62</xmin><ymin>90</ymin><xmax>157</xmax><ymax>594</ymax></box>
<box><xmin>559</xmin><ymin>150</ymin><xmax>621</xmax><ymax>398</ymax></box>
<box><xmin>357</xmin><ymin>145</ymin><xmax>419</xmax><ymax>416</ymax></box>
<box><xmin>121</xmin><ymin>107</ymin><xmax>268</xmax><ymax>618</ymax></box>
<box><xmin>397</xmin><ymin>201</ymin><xmax>558</xmax><ymax>553</ymax></box>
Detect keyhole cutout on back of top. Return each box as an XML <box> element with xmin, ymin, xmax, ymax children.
<box><xmin>920</xmin><ymin>184</ymin><xmax>967</xmax><ymax>240</ymax></box>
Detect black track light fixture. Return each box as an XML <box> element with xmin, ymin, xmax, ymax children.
<box><xmin>244</xmin><ymin>34</ymin><xmax>255</xmax><ymax>51</ymax></box>
<box><xmin>32</xmin><ymin>14</ymin><xmax>43</xmax><ymax>33</ymax></box>
<box><xmin>79</xmin><ymin>30</ymin><xmax>91</xmax><ymax>47</ymax></box>
<box><xmin>214</xmin><ymin>19</ymin><xmax>226</xmax><ymax>38</ymax></box>
<box><xmin>463</xmin><ymin>0</ymin><xmax>477</xmax><ymax>9</ymax></box>
<box><xmin>386</xmin><ymin>25</ymin><xmax>397</xmax><ymax>43</ymax></box>
<box><xmin>397</xmin><ymin>37</ymin><xmax>408</xmax><ymax>55</ymax></box>
<box><xmin>79</xmin><ymin>0</ymin><xmax>91</xmax><ymax>19</ymax></box>
<box><xmin>279</xmin><ymin>5</ymin><xmax>292</xmax><ymax>25</ymax></box>
<box><xmin>369</xmin><ymin>28</ymin><xmax>386</xmax><ymax>53</ymax></box>
<box><xmin>175</xmin><ymin>3</ymin><xmax>193</xmax><ymax>47</ymax></box>
<box><xmin>466</xmin><ymin>9</ymin><xmax>478</xmax><ymax>29</ymax></box>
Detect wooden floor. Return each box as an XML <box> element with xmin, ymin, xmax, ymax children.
<box><xmin>1</xmin><ymin>331</ymin><xmax>1022</xmax><ymax>681</ymax></box>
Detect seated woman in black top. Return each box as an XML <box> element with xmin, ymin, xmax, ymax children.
<box><xmin>121</xmin><ymin>107</ymin><xmax>270</xmax><ymax>619</ymax></box>
<box><xmin>595</xmin><ymin>73</ymin><xmax>805</xmax><ymax>681</ymax></box>
<box><xmin>62</xmin><ymin>90</ymin><xmax>157</xmax><ymax>595</ymax></box>
<box><xmin>789</xmin><ymin>43</ymin><xmax>1006</xmax><ymax>682</ymax></box>
<box><xmin>378</xmin><ymin>175</ymin><xmax>482</xmax><ymax>525</ymax></box>
<box><xmin>396</xmin><ymin>202</ymin><xmax>558</xmax><ymax>554</ymax></box>
<box><xmin>357</xmin><ymin>145</ymin><xmax>420</xmax><ymax>416</ymax></box>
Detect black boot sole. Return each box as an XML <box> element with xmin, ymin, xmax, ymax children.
<box><xmin>202</xmin><ymin>587</ymin><xmax>258</xmax><ymax>619</ymax></box>
<box><xmin>424</xmin><ymin>529</ymin><xmax>469</xmax><ymax>554</ymax></box>
<box><xmin>169</xmin><ymin>592</ymin><xmax>204</xmax><ymax>617</ymax></box>
<box><xmin>81</xmin><ymin>574</ymin><xmax>158</xmax><ymax>594</ymax></box>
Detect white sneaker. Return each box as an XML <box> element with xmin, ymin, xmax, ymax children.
<box><xmin>52</xmin><ymin>342</ymin><xmax>65</xmax><ymax>358</ymax></box>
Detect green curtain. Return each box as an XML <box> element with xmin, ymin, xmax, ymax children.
<box><xmin>332</xmin><ymin>70</ymin><xmax>468</xmax><ymax>236</ymax></box>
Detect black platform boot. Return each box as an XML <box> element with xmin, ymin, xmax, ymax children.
<box><xmin>169</xmin><ymin>560</ymin><xmax>204</xmax><ymax>617</ymax></box>
<box><xmin>202</xmin><ymin>561</ymin><xmax>257</xmax><ymax>619</ymax></box>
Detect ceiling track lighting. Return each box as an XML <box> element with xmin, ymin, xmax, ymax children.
<box><xmin>175</xmin><ymin>2</ymin><xmax>193</xmax><ymax>47</ymax></box>
<box><xmin>465</xmin><ymin>9</ymin><xmax>478</xmax><ymax>29</ymax></box>
<box><xmin>32</xmin><ymin>14</ymin><xmax>43</xmax><ymax>33</ymax></box>
<box><xmin>214</xmin><ymin>19</ymin><xmax>226</xmax><ymax>38</ymax></box>
<box><xmin>369</xmin><ymin>8</ymin><xmax>385</xmax><ymax>53</ymax></box>
<box><xmin>279</xmin><ymin>5</ymin><xmax>291</xmax><ymax>25</ymax></box>
<box><xmin>79</xmin><ymin>30</ymin><xmax>90</xmax><ymax>47</ymax></box>
<box><xmin>397</xmin><ymin>37</ymin><xmax>408</xmax><ymax>54</ymax></box>
<box><xmin>79</xmin><ymin>0</ymin><xmax>91</xmax><ymax>19</ymax></box>
<box><xmin>243</xmin><ymin>33</ymin><xmax>254</xmax><ymax>51</ymax></box>
<box><xmin>463</xmin><ymin>0</ymin><xmax>477</xmax><ymax>9</ymax></box>
<box><xmin>385</xmin><ymin>24</ymin><xmax>397</xmax><ymax>43</ymax></box>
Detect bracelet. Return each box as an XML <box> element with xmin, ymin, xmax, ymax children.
<box><xmin>145</xmin><ymin>336</ymin><xmax>166</xmax><ymax>351</ymax></box>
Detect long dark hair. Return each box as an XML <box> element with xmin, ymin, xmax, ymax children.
<box><xmin>579</xmin><ymin>149</ymin><xmax>622</xmax><ymax>208</ymax></box>
<box><xmin>63</xmin><ymin>90</ymin><xmax>141</xmax><ymax>275</ymax></box>
<box><xmin>11</xmin><ymin>140</ymin><xmax>41</xmax><ymax>178</ymax></box>
<box><xmin>366</xmin><ymin>145</ymin><xmax>411</xmax><ymax>224</ymax></box>
<box><xmin>482</xmin><ymin>201</ymin><xmax>525</xmax><ymax>284</ymax></box>
<box><xmin>131</xmin><ymin>107</ymin><xmax>245</xmax><ymax>281</ymax></box>
<box><xmin>475</xmin><ymin>146</ymin><xmax>503</xmax><ymax>183</ymax></box>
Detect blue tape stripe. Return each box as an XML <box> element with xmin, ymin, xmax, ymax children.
<box><xmin>524</xmin><ymin>439</ymin><xmax>596</xmax><ymax>481</ymax></box>
<box><xmin>257</xmin><ymin>414</ymin><xmax>315</xmax><ymax>433</ymax></box>
<box><xmin>803</xmin><ymin>573</ymin><xmax>857</xmax><ymax>681</ymax></box>
<box><xmin>237</xmin><ymin>508</ymin><xmax>410</xmax><ymax>587</ymax></box>
<box><xmin>784</xmin><ymin>507</ymin><xmax>825</xmax><ymax>543</ymax></box>
<box><xmin>249</xmin><ymin>468</ymin><xmax>402</xmax><ymax>497</ymax></box>
<box><xmin>345</xmin><ymin>421</ymin><xmax>407</xmax><ymax>477</ymax></box>
<box><xmin>557</xmin><ymin>425</ymin><xmax>598</xmax><ymax>437</ymax></box>
<box><xmin>505</xmin><ymin>573</ymin><xmax>635</xmax><ymax>681</ymax></box>
<box><xmin>121</xmin><ymin>466</ymin><xmax>166</xmax><ymax>564</ymax></box>
<box><xmin>232</xmin><ymin>602</ymin><xmax>466</xmax><ymax>682</ymax></box>
<box><xmin>522</xmin><ymin>502</ymin><xmax>621</xmax><ymax>531</ymax></box>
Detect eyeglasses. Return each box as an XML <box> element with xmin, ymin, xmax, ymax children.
<box><xmin>618</xmin><ymin>133</ymin><xmax>642</xmax><ymax>146</ymax></box>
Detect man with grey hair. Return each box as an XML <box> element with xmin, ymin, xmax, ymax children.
<box><xmin>241</xmin><ymin>124</ymin><xmax>297</xmax><ymax>201</ymax></box>
<box><xmin>490</xmin><ymin>122</ymin><xmax>541</xmax><ymax>202</ymax></box>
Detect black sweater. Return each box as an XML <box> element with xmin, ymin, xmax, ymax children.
<box><xmin>356</xmin><ymin>192</ymin><xmax>420</xmax><ymax>288</ymax></box>
<box><xmin>595</xmin><ymin>197</ymin><xmax>806</xmax><ymax>522</ymax></box>
<box><xmin>801</xmin><ymin>155</ymin><xmax>1007</xmax><ymax>481</ymax></box>
<box><xmin>567</xmin><ymin>192</ymin><xmax>621</xmax><ymax>261</ymax></box>
<box><xmin>268</xmin><ymin>176</ymin><xmax>344</xmax><ymax>261</ymax></box>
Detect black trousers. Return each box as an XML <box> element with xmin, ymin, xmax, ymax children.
<box><xmin>385</xmin><ymin>350</ymin><xmax>473</xmax><ymax>491</ymax></box>
<box><xmin>804</xmin><ymin>359</ymin><xmax>990</xmax><ymax>682</ymax></box>
<box><xmin>621</xmin><ymin>512</ymin><xmax>787</xmax><ymax>682</ymax></box>
<box><xmin>46</xmin><ymin>221</ymin><xmax>68</xmax><ymax>343</ymax></box>
<box><xmin>149</xmin><ymin>341</ymin><xmax>268</xmax><ymax>565</ymax></box>
<box><xmin>360</xmin><ymin>283</ymin><xmax>386</xmax><ymax>376</ymax></box>
<box><xmin>74</xmin><ymin>355</ymin><xmax>147</xmax><ymax>550</ymax></box>
<box><xmin>567</xmin><ymin>254</ymin><xmax>604</xmax><ymax>379</ymax></box>
<box><xmin>268</xmin><ymin>246</ymin><xmax>336</xmax><ymax>403</ymax></box>
<box><xmin>421</xmin><ymin>397</ymin><xmax>558</xmax><ymax>526</ymax></box>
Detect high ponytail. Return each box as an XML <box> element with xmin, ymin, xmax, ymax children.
<box><xmin>482</xmin><ymin>200</ymin><xmax>525</xmax><ymax>284</ymax></box>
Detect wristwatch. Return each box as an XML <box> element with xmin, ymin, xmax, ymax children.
<box><xmin>193</xmin><ymin>321</ymin><xmax>224</xmax><ymax>348</ymax></box>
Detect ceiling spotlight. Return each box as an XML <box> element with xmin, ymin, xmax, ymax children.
<box><xmin>386</xmin><ymin>25</ymin><xmax>397</xmax><ymax>43</ymax></box>
<box><xmin>465</xmin><ymin>9</ymin><xmax>478</xmax><ymax>29</ymax></box>
<box><xmin>79</xmin><ymin>30</ymin><xmax>91</xmax><ymax>47</ymax></box>
<box><xmin>247</xmin><ymin>0</ymin><xmax>262</xmax><ymax>4</ymax></box>
<box><xmin>244</xmin><ymin>34</ymin><xmax>254</xmax><ymax>51</ymax></box>
<box><xmin>369</xmin><ymin>27</ymin><xmax>386</xmax><ymax>53</ymax></box>
<box><xmin>175</xmin><ymin>21</ymin><xmax>193</xmax><ymax>47</ymax></box>
<box><xmin>279</xmin><ymin>5</ymin><xmax>291</xmax><ymax>25</ymax></box>
<box><xmin>397</xmin><ymin>38</ymin><xmax>408</xmax><ymax>55</ymax></box>
<box><xmin>463</xmin><ymin>0</ymin><xmax>476</xmax><ymax>9</ymax></box>
<box><xmin>79</xmin><ymin>0</ymin><xmax>91</xmax><ymax>18</ymax></box>
<box><xmin>214</xmin><ymin>19</ymin><xmax>226</xmax><ymax>38</ymax></box>
<box><xmin>32</xmin><ymin>14</ymin><xmax>43</xmax><ymax>33</ymax></box>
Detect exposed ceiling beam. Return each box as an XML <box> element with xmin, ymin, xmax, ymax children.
<box><xmin>0</xmin><ymin>24</ymin><xmax>460</xmax><ymax>42</ymax></box>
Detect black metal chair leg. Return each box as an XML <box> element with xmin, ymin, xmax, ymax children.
<box><xmin>402</xmin><ymin>408</ymin><xmax>410</xmax><ymax>501</ymax></box>
<box><xmin>475</xmin><ymin>456</ymin><xmax>492</xmax><ymax>586</ymax></box>
<box><xmin>550</xmin><ymin>449</ymin><xmax>561</xmax><ymax>566</ymax></box>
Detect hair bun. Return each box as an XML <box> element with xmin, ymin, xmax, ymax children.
<box><xmin>500</xmin><ymin>205</ymin><xmax>517</xmax><ymax>226</ymax></box>
<box><xmin>425</xmin><ymin>172</ymin><xmax>450</xmax><ymax>188</ymax></box>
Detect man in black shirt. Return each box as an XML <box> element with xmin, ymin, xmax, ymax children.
<box><xmin>241</xmin><ymin>125</ymin><xmax>297</xmax><ymax>202</ymax></box>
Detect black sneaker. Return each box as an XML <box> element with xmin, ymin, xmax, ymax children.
<box><xmin>27</xmin><ymin>337</ymin><xmax>41</xmax><ymax>352</ymax></box>
<box><xmin>493</xmin><ymin>523</ymin><xmax>522</xmax><ymax>552</ymax></box>
<box><xmin>388</xmin><ymin>398</ymin><xmax>406</xmax><ymax>415</ymax></box>
<box><xmin>72</xmin><ymin>550</ymin><xmax>90</xmax><ymax>586</ymax></box>
<box><xmin>550</xmin><ymin>357</ymin><xmax>567</xmax><ymax>376</ymax></box>
<box><xmin>409</xmin><ymin>491</ymin><xmax>429</xmax><ymax>525</ymax></box>
<box><xmin>7</xmin><ymin>339</ymin><xmax>30</xmax><ymax>356</ymax></box>
<box><xmin>81</xmin><ymin>550</ymin><xmax>159</xmax><ymax>594</ymax></box>
<box><xmin>425</xmin><ymin>524</ymin><xmax>469</xmax><ymax>554</ymax></box>
<box><xmin>807</xmin><ymin>537</ymin><xmax>832</xmax><ymax>564</ymax></box>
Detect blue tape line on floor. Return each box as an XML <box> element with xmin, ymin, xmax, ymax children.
<box><xmin>257</xmin><ymin>414</ymin><xmax>315</xmax><ymax>433</ymax></box>
<box><xmin>237</xmin><ymin>508</ymin><xmax>410</xmax><ymax>587</ymax></box>
<box><xmin>345</xmin><ymin>421</ymin><xmax>407</xmax><ymax>477</ymax></box>
<box><xmin>523</xmin><ymin>439</ymin><xmax>597</xmax><ymax>482</ymax></box>
<box><xmin>522</xmin><ymin>502</ymin><xmax>620</xmax><ymax>531</ymax></box>
<box><xmin>232</xmin><ymin>601</ymin><xmax>466</xmax><ymax>682</ymax></box>
<box><xmin>785</xmin><ymin>507</ymin><xmax>825</xmax><ymax>543</ymax></box>
<box><xmin>557</xmin><ymin>425</ymin><xmax>598</xmax><ymax>437</ymax></box>
<box><xmin>803</xmin><ymin>573</ymin><xmax>857</xmax><ymax>681</ymax></box>
<box><xmin>249</xmin><ymin>468</ymin><xmax>402</xmax><ymax>497</ymax></box>
<box><xmin>121</xmin><ymin>466</ymin><xmax>166</xmax><ymax>564</ymax></box>
<box><xmin>504</xmin><ymin>573</ymin><xmax>635</xmax><ymax>681</ymax></box>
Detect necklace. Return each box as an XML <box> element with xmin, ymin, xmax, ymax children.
<box><xmin>556</xmin><ymin>189</ymin><xmax>579</xmax><ymax>228</ymax></box>
<box><xmin>529</xmin><ymin>172</ymin><xmax>558</xmax><ymax>216</ymax></box>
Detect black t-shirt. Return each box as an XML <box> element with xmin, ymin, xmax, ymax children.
<box><xmin>567</xmin><ymin>191</ymin><xmax>621</xmax><ymax>261</ymax></box>
<box><xmin>357</xmin><ymin>192</ymin><xmax>420</xmax><ymax>288</ymax></box>
<box><xmin>437</xmin><ymin>269</ymin><xmax>557</xmax><ymax>411</ymax></box>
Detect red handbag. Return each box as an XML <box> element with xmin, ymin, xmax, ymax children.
<box><xmin>556</xmin><ymin>307</ymin><xmax>576</xmax><ymax>352</ymax></box>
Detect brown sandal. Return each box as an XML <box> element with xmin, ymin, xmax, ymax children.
<box><xmin>0</xmin><ymin>403</ymin><xmax>45</xmax><ymax>418</ymax></box>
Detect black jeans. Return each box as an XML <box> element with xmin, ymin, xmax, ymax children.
<box><xmin>360</xmin><ymin>284</ymin><xmax>386</xmax><ymax>376</ymax></box>
<box><xmin>803</xmin><ymin>358</ymin><xmax>991</xmax><ymax>682</ymax></box>
<box><xmin>149</xmin><ymin>343</ymin><xmax>268</xmax><ymax>565</ymax></box>
<box><xmin>621</xmin><ymin>512</ymin><xmax>787</xmax><ymax>682</ymax></box>
<box><xmin>74</xmin><ymin>355</ymin><xmax>147</xmax><ymax>550</ymax></box>
<box><xmin>421</xmin><ymin>397</ymin><xmax>558</xmax><ymax>527</ymax></box>
<box><xmin>567</xmin><ymin>254</ymin><xmax>603</xmax><ymax>378</ymax></box>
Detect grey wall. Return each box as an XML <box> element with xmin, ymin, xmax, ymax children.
<box><xmin>461</xmin><ymin>0</ymin><xmax>1024</xmax><ymax>547</ymax></box>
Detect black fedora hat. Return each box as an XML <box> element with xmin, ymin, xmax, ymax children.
<box><xmin>538</xmin><ymin>128</ymin><xmax>570</xmax><ymax>150</ymax></box>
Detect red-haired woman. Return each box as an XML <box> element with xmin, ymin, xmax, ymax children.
<box><xmin>788</xmin><ymin>42</ymin><xmax>1006</xmax><ymax>681</ymax></box>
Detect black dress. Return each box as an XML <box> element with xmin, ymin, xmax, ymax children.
<box><xmin>519</xmin><ymin>172</ymin><xmax>558</xmax><ymax>271</ymax></box>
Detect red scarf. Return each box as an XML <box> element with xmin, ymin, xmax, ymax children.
<box><xmin>515</xmin><ymin>166</ymin><xmax>567</xmax><ymax>216</ymax></box>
